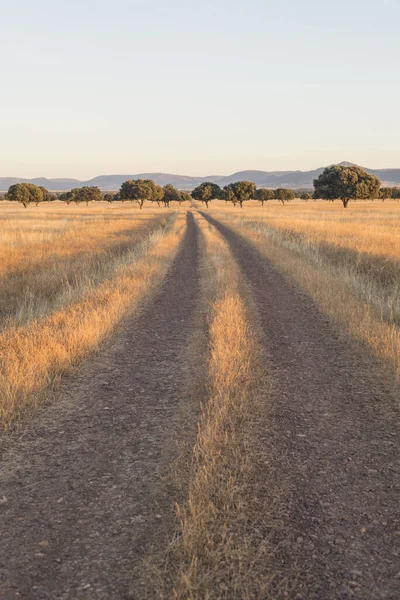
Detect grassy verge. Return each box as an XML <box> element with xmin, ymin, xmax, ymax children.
<box><xmin>0</xmin><ymin>215</ymin><xmax>185</xmax><ymax>429</ymax></box>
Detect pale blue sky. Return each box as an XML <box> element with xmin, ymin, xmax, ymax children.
<box><xmin>1</xmin><ymin>0</ymin><xmax>399</xmax><ymax>178</ymax></box>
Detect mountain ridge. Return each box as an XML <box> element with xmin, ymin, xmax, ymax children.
<box><xmin>1</xmin><ymin>163</ymin><xmax>400</xmax><ymax>191</ymax></box>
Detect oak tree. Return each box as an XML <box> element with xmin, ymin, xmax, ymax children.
<box><xmin>154</xmin><ymin>185</ymin><xmax>164</xmax><ymax>207</ymax></box>
<box><xmin>275</xmin><ymin>188</ymin><xmax>295</xmax><ymax>205</ymax></box>
<box><xmin>222</xmin><ymin>184</ymin><xmax>237</xmax><ymax>205</ymax></box>
<box><xmin>104</xmin><ymin>192</ymin><xmax>118</xmax><ymax>203</ymax></box>
<box><xmin>69</xmin><ymin>186</ymin><xmax>102</xmax><ymax>206</ymax></box>
<box><xmin>313</xmin><ymin>165</ymin><xmax>381</xmax><ymax>208</ymax></box>
<box><xmin>179</xmin><ymin>191</ymin><xmax>191</xmax><ymax>205</ymax></box>
<box><xmin>163</xmin><ymin>184</ymin><xmax>180</xmax><ymax>207</ymax></box>
<box><xmin>380</xmin><ymin>187</ymin><xmax>393</xmax><ymax>202</ymax></box>
<box><xmin>223</xmin><ymin>181</ymin><xmax>256</xmax><ymax>208</ymax></box>
<box><xmin>7</xmin><ymin>183</ymin><xmax>44</xmax><ymax>208</ymax></box>
<box><xmin>120</xmin><ymin>179</ymin><xmax>159</xmax><ymax>209</ymax></box>
<box><xmin>300</xmin><ymin>192</ymin><xmax>312</xmax><ymax>201</ymax></box>
<box><xmin>191</xmin><ymin>182</ymin><xmax>221</xmax><ymax>208</ymax></box>
<box><xmin>38</xmin><ymin>186</ymin><xmax>55</xmax><ymax>203</ymax></box>
<box><xmin>254</xmin><ymin>188</ymin><xmax>275</xmax><ymax>206</ymax></box>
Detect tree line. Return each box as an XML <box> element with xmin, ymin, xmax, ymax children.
<box><xmin>2</xmin><ymin>181</ymin><xmax>191</xmax><ymax>209</ymax></box>
<box><xmin>2</xmin><ymin>165</ymin><xmax>399</xmax><ymax>209</ymax></box>
<box><xmin>2</xmin><ymin>179</ymin><xmax>296</xmax><ymax>209</ymax></box>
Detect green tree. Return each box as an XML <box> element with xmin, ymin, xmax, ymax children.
<box><xmin>191</xmin><ymin>182</ymin><xmax>221</xmax><ymax>208</ymax></box>
<box><xmin>68</xmin><ymin>186</ymin><xmax>102</xmax><ymax>206</ymax></box>
<box><xmin>275</xmin><ymin>188</ymin><xmax>295</xmax><ymax>205</ymax></box>
<box><xmin>300</xmin><ymin>192</ymin><xmax>313</xmax><ymax>201</ymax></box>
<box><xmin>163</xmin><ymin>184</ymin><xmax>180</xmax><ymax>207</ymax></box>
<box><xmin>392</xmin><ymin>188</ymin><xmax>400</xmax><ymax>202</ymax></box>
<box><xmin>7</xmin><ymin>183</ymin><xmax>44</xmax><ymax>208</ymax></box>
<box><xmin>120</xmin><ymin>179</ymin><xmax>159</xmax><ymax>209</ymax></box>
<box><xmin>38</xmin><ymin>186</ymin><xmax>55</xmax><ymax>203</ymax></box>
<box><xmin>222</xmin><ymin>181</ymin><xmax>256</xmax><ymax>208</ymax></box>
<box><xmin>179</xmin><ymin>191</ymin><xmax>191</xmax><ymax>205</ymax></box>
<box><xmin>221</xmin><ymin>184</ymin><xmax>237</xmax><ymax>205</ymax></box>
<box><xmin>313</xmin><ymin>165</ymin><xmax>381</xmax><ymax>208</ymax></box>
<box><xmin>234</xmin><ymin>181</ymin><xmax>256</xmax><ymax>207</ymax></box>
<box><xmin>153</xmin><ymin>185</ymin><xmax>164</xmax><ymax>207</ymax></box>
<box><xmin>254</xmin><ymin>188</ymin><xmax>275</xmax><ymax>206</ymax></box>
<box><xmin>103</xmin><ymin>192</ymin><xmax>118</xmax><ymax>203</ymax></box>
<box><xmin>59</xmin><ymin>191</ymin><xmax>74</xmax><ymax>205</ymax></box>
<box><xmin>380</xmin><ymin>187</ymin><xmax>393</xmax><ymax>202</ymax></box>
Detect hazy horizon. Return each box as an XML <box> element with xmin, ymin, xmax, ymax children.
<box><xmin>1</xmin><ymin>0</ymin><xmax>399</xmax><ymax>178</ymax></box>
<box><xmin>3</xmin><ymin>160</ymin><xmax>400</xmax><ymax>182</ymax></box>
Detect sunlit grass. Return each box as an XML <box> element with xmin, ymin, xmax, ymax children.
<box><xmin>208</xmin><ymin>199</ymin><xmax>400</xmax><ymax>259</ymax></box>
<box><xmin>0</xmin><ymin>201</ymin><xmax>170</xmax><ymax>277</ymax></box>
<box><xmin>0</xmin><ymin>203</ymin><xmax>186</xmax><ymax>428</ymax></box>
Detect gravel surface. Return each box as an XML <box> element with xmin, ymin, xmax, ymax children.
<box><xmin>0</xmin><ymin>212</ymin><xmax>201</xmax><ymax>599</ymax></box>
<box><xmin>202</xmin><ymin>212</ymin><xmax>400</xmax><ymax>600</ymax></box>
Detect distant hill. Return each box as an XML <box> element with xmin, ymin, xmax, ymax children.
<box><xmin>1</xmin><ymin>163</ymin><xmax>400</xmax><ymax>191</ymax></box>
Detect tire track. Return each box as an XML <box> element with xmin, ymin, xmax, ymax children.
<box><xmin>0</xmin><ymin>212</ymin><xmax>203</xmax><ymax>600</ymax></box>
<box><xmin>201</xmin><ymin>212</ymin><xmax>400</xmax><ymax>600</ymax></box>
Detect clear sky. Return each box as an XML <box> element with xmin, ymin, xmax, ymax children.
<box><xmin>1</xmin><ymin>0</ymin><xmax>399</xmax><ymax>178</ymax></box>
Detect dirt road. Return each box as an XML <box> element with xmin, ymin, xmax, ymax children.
<box><xmin>202</xmin><ymin>212</ymin><xmax>400</xmax><ymax>599</ymax></box>
<box><xmin>0</xmin><ymin>212</ymin><xmax>203</xmax><ymax>599</ymax></box>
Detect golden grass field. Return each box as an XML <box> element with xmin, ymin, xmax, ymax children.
<box><xmin>209</xmin><ymin>199</ymin><xmax>400</xmax><ymax>258</ymax></box>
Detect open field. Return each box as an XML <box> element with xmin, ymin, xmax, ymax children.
<box><xmin>0</xmin><ymin>201</ymin><xmax>399</xmax><ymax>599</ymax></box>
<box><xmin>208</xmin><ymin>200</ymin><xmax>400</xmax><ymax>258</ymax></box>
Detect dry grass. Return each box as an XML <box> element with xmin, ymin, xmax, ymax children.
<box><xmin>211</xmin><ymin>201</ymin><xmax>400</xmax><ymax>377</ymax></box>
<box><xmin>209</xmin><ymin>200</ymin><xmax>400</xmax><ymax>259</ymax></box>
<box><xmin>160</xmin><ymin>215</ymin><xmax>274</xmax><ymax>599</ymax></box>
<box><xmin>0</xmin><ymin>201</ymin><xmax>170</xmax><ymax>279</ymax></box>
<box><xmin>0</xmin><ymin>218</ymin><xmax>169</xmax><ymax>329</ymax></box>
<box><xmin>0</xmin><ymin>210</ymin><xmax>186</xmax><ymax>429</ymax></box>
